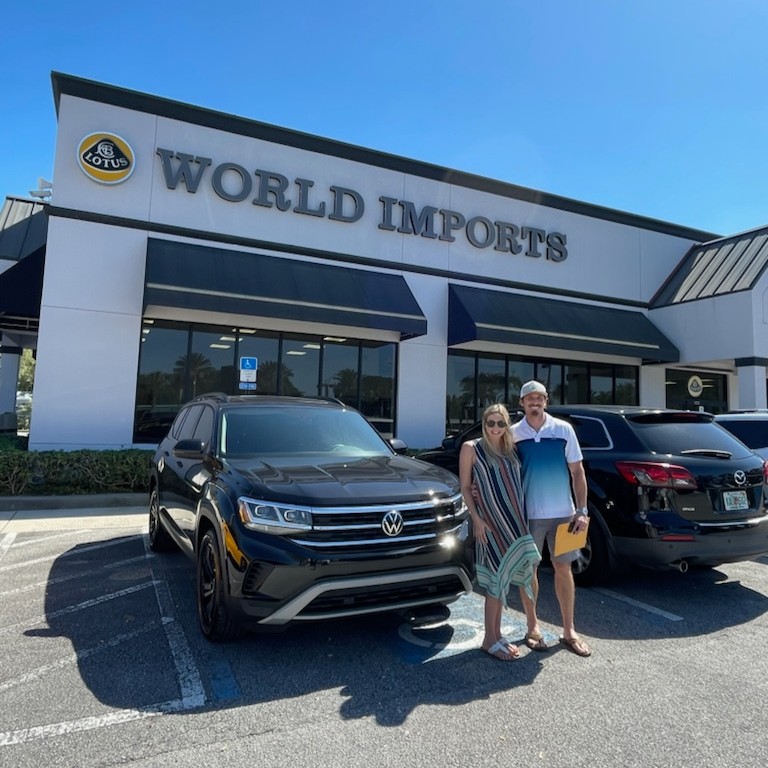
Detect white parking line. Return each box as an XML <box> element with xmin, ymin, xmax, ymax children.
<box><xmin>0</xmin><ymin>620</ymin><xmax>165</xmax><ymax>694</ymax></box>
<box><xmin>0</xmin><ymin>534</ymin><xmax>144</xmax><ymax>573</ymax></box>
<box><xmin>0</xmin><ymin>581</ymin><xmax>159</xmax><ymax>635</ymax></box>
<box><xmin>0</xmin><ymin>533</ymin><xmax>15</xmax><ymax>562</ymax></box>
<box><xmin>0</xmin><ymin>699</ymin><xmax>189</xmax><ymax>747</ymax></box>
<box><xmin>0</xmin><ymin>537</ymin><xmax>207</xmax><ymax>749</ymax></box>
<box><xmin>592</xmin><ymin>587</ymin><xmax>684</xmax><ymax>621</ymax></box>
<box><xmin>143</xmin><ymin>537</ymin><xmax>206</xmax><ymax>707</ymax></box>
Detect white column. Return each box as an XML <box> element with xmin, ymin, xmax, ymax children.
<box><xmin>639</xmin><ymin>365</ymin><xmax>667</xmax><ymax>407</ymax></box>
<box><xmin>735</xmin><ymin>365</ymin><xmax>767</xmax><ymax>410</ymax></box>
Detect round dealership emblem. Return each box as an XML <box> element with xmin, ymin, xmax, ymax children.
<box><xmin>381</xmin><ymin>510</ymin><xmax>404</xmax><ymax>537</ymax></box>
<box><xmin>687</xmin><ymin>375</ymin><xmax>704</xmax><ymax>398</ymax></box>
<box><xmin>77</xmin><ymin>132</ymin><xmax>135</xmax><ymax>184</ymax></box>
<box><xmin>733</xmin><ymin>470</ymin><xmax>747</xmax><ymax>486</ymax></box>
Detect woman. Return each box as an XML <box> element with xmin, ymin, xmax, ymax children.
<box><xmin>459</xmin><ymin>403</ymin><xmax>540</xmax><ymax>661</ymax></box>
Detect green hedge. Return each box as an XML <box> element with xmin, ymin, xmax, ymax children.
<box><xmin>0</xmin><ymin>440</ymin><xmax>152</xmax><ymax>496</ymax></box>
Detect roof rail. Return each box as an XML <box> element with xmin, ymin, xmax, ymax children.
<box><xmin>193</xmin><ymin>392</ymin><xmax>230</xmax><ymax>403</ymax></box>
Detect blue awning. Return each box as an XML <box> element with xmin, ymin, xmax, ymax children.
<box><xmin>144</xmin><ymin>239</ymin><xmax>427</xmax><ymax>340</ymax></box>
<box><xmin>448</xmin><ymin>284</ymin><xmax>679</xmax><ymax>363</ymax></box>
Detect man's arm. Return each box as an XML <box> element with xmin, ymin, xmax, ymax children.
<box><xmin>568</xmin><ymin>460</ymin><xmax>588</xmax><ymax>531</ymax></box>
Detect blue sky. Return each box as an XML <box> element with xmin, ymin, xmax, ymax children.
<box><xmin>1</xmin><ymin>1</ymin><xmax>766</xmax><ymax>236</ymax></box>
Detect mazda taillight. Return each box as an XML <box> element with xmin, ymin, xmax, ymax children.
<box><xmin>615</xmin><ymin>461</ymin><xmax>698</xmax><ymax>490</ymax></box>
<box><xmin>763</xmin><ymin>461</ymin><xmax>768</xmax><ymax>485</ymax></box>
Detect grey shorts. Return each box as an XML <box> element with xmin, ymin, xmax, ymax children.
<box><xmin>529</xmin><ymin>516</ymin><xmax>580</xmax><ymax>564</ymax></box>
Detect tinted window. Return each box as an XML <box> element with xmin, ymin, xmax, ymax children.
<box><xmin>717</xmin><ymin>420</ymin><xmax>768</xmax><ymax>449</ymax></box>
<box><xmin>569</xmin><ymin>416</ymin><xmax>612</xmax><ymax>449</ymax></box>
<box><xmin>178</xmin><ymin>405</ymin><xmax>205</xmax><ymax>441</ymax></box>
<box><xmin>627</xmin><ymin>415</ymin><xmax>753</xmax><ymax>458</ymax></box>
<box><xmin>192</xmin><ymin>405</ymin><xmax>215</xmax><ymax>448</ymax></box>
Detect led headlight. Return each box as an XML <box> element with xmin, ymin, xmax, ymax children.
<box><xmin>238</xmin><ymin>497</ymin><xmax>313</xmax><ymax>534</ymax></box>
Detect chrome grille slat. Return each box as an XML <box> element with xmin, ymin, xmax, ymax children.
<box><xmin>288</xmin><ymin>494</ymin><xmax>467</xmax><ymax>552</ymax></box>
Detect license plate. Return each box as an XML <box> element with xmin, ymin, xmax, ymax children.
<box><xmin>722</xmin><ymin>490</ymin><xmax>749</xmax><ymax>511</ymax></box>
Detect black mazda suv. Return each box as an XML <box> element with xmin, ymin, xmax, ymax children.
<box><xmin>418</xmin><ymin>405</ymin><xmax>768</xmax><ymax>584</ymax></box>
<box><xmin>148</xmin><ymin>394</ymin><xmax>472</xmax><ymax>641</ymax></box>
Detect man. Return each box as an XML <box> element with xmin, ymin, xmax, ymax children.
<box><xmin>511</xmin><ymin>380</ymin><xmax>592</xmax><ymax>657</ymax></box>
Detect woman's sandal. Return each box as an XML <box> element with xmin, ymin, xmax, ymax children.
<box><xmin>482</xmin><ymin>638</ymin><xmax>520</xmax><ymax>661</ymax></box>
<box><xmin>524</xmin><ymin>632</ymin><xmax>550</xmax><ymax>652</ymax></box>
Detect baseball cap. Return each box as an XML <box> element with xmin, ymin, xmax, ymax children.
<box><xmin>520</xmin><ymin>380</ymin><xmax>547</xmax><ymax>398</ymax></box>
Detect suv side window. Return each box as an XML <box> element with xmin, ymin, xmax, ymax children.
<box><xmin>192</xmin><ymin>405</ymin><xmax>215</xmax><ymax>450</ymax></box>
<box><xmin>568</xmin><ymin>416</ymin><xmax>612</xmax><ymax>449</ymax></box>
<box><xmin>170</xmin><ymin>407</ymin><xmax>191</xmax><ymax>440</ymax></box>
<box><xmin>177</xmin><ymin>404</ymin><xmax>205</xmax><ymax>441</ymax></box>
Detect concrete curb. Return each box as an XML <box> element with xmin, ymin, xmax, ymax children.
<box><xmin>0</xmin><ymin>492</ymin><xmax>146</xmax><ymax>512</ymax></box>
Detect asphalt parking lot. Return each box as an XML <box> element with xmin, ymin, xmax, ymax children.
<box><xmin>3</xmin><ymin>500</ymin><xmax>768</xmax><ymax>768</ymax></box>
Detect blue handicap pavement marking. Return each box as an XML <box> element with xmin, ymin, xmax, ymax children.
<box><xmin>397</xmin><ymin>593</ymin><xmax>535</xmax><ymax>664</ymax></box>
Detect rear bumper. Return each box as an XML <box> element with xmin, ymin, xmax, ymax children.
<box><xmin>612</xmin><ymin>520</ymin><xmax>768</xmax><ymax>569</ymax></box>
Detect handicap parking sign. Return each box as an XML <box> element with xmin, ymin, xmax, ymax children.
<box><xmin>239</xmin><ymin>357</ymin><xmax>258</xmax><ymax>383</ymax></box>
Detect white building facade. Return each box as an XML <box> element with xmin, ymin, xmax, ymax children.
<box><xmin>1</xmin><ymin>73</ymin><xmax>766</xmax><ymax>451</ymax></box>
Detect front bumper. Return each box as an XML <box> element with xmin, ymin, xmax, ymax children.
<box><xmin>223</xmin><ymin>527</ymin><xmax>474</xmax><ymax>625</ymax></box>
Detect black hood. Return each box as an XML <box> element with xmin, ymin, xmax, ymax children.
<box><xmin>228</xmin><ymin>454</ymin><xmax>460</xmax><ymax>506</ymax></box>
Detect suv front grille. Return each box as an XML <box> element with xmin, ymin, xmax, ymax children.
<box><xmin>288</xmin><ymin>494</ymin><xmax>467</xmax><ymax>554</ymax></box>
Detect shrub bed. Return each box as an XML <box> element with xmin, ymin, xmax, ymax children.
<box><xmin>0</xmin><ymin>440</ymin><xmax>152</xmax><ymax>496</ymax></box>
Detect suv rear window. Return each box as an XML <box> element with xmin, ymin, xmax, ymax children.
<box><xmin>626</xmin><ymin>414</ymin><xmax>754</xmax><ymax>458</ymax></box>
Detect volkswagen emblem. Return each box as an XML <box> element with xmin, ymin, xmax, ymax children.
<box><xmin>381</xmin><ymin>510</ymin><xmax>404</xmax><ymax>537</ymax></box>
<box><xmin>733</xmin><ymin>470</ymin><xmax>747</xmax><ymax>487</ymax></box>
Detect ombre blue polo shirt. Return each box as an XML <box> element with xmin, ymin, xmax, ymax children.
<box><xmin>512</xmin><ymin>413</ymin><xmax>583</xmax><ymax>520</ymax></box>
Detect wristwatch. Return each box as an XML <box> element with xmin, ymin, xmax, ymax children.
<box><xmin>575</xmin><ymin>507</ymin><xmax>589</xmax><ymax>517</ymax></box>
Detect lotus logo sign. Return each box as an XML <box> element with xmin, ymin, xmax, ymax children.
<box><xmin>77</xmin><ymin>132</ymin><xmax>135</xmax><ymax>184</ymax></box>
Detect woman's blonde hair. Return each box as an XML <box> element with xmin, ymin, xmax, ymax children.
<box><xmin>481</xmin><ymin>403</ymin><xmax>516</xmax><ymax>459</ymax></box>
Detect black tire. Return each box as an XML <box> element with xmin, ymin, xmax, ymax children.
<box><xmin>148</xmin><ymin>489</ymin><xmax>175</xmax><ymax>552</ymax></box>
<box><xmin>572</xmin><ymin>513</ymin><xmax>611</xmax><ymax>586</ymax></box>
<box><xmin>197</xmin><ymin>529</ymin><xmax>243</xmax><ymax>642</ymax></box>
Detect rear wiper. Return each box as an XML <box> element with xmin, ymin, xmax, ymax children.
<box><xmin>680</xmin><ymin>448</ymin><xmax>733</xmax><ymax>459</ymax></box>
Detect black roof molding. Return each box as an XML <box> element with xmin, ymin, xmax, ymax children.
<box><xmin>51</xmin><ymin>72</ymin><xmax>718</xmax><ymax>243</ymax></box>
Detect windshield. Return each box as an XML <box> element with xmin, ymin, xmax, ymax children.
<box><xmin>220</xmin><ymin>406</ymin><xmax>392</xmax><ymax>458</ymax></box>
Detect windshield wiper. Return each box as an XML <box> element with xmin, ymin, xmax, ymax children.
<box><xmin>680</xmin><ymin>448</ymin><xmax>733</xmax><ymax>459</ymax></box>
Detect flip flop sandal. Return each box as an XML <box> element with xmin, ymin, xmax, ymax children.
<box><xmin>559</xmin><ymin>636</ymin><xmax>592</xmax><ymax>657</ymax></box>
<box><xmin>482</xmin><ymin>638</ymin><xmax>520</xmax><ymax>661</ymax></box>
<box><xmin>524</xmin><ymin>632</ymin><xmax>550</xmax><ymax>652</ymax></box>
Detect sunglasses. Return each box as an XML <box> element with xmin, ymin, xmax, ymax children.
<box><xmin>485</xmin><ymin>419</ymin><xmax>507</xmax><ymax>429</ymax></box>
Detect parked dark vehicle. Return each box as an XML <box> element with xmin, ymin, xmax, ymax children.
<box><xmin>148</xmin><ymin>393</ymin><xmax>472</xmax><ymax>641</ymax></box>
<box><xmin>714</xmin><ymin>411</ymin><xmax>768</xmax><ymax>460</ymax></box>
<box><xmin>418</xmin><ymin>405</ymin><xmax>768</xmax><ymax>585</ymax></box>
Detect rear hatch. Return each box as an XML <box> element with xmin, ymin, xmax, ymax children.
<box><xmin>623</xmin><ymin>412</ymin><xmax>767</xmax><ymax>523</ymax></box>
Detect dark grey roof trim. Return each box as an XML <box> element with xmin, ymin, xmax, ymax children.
<box><xmin>52</xmin><ymin>72</ymin><xmax>718</xmax><ymax>243</ymax></box>
<box><xmin>0</xmin><ymin>196</ymin><xmax>48</xmax><ymax>261</ymax></box>
<box><xmin>651</xmin><ymin>227</ymin><xmax>768</xmax><ymax>307</ymax></box>
<box><xmin>735</xmin><ymin>357</ymin><xmax>768</xmax><ymax>367</ymax></box>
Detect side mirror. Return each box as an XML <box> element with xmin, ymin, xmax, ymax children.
<box><xmin>441</xmin><ymin>436</ymin><xmax>457</xmax><ymax>451</ymax></box>
<box><xmin>173</xmin><ymin>438</ymin><xmax>205</xmax><ymax>459</ymax></box>
<box><xmin>389</xmin><ymin>438</ymin><xmax>408</xmax><ymax>455</ymax></box>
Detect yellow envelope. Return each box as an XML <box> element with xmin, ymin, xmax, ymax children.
<box><xmin>553</xmin><ymin>519</ymin><xmax>589</xmax><ymax>557</ymax></box>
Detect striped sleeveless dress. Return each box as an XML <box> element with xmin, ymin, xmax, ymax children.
<box><xmin>471</xmin><ymin>439</ymin><xmax>540</xmax><ymax>601</ymax></box>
